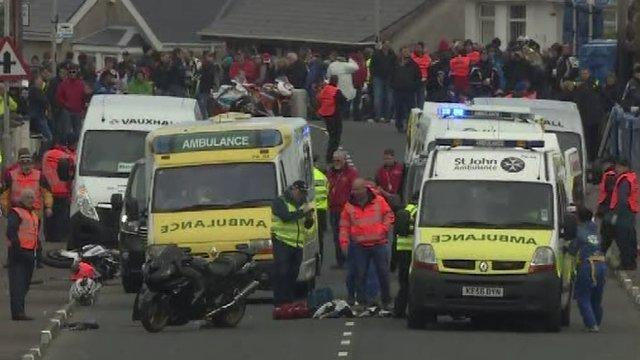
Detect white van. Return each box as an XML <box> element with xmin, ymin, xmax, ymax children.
<box><xmin>69</xmin><ymin>95</ymin><xmax>202</xmax><ymax>249</ymax></box>
<box><xmin>473</xmin><ymin>98</ymin><xmax>587</xmax><ymax>201</ymax></box>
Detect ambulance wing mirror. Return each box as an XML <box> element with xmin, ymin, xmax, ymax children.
<box><xmin>57</xmin><ymin>158</ymin><xmax>73</xmax><ymax>181</ymax></box>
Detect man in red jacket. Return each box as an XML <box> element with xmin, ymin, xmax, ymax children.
<box><xmin>375</xmin><ymin>148</ymin><xmax>405</xmax><ymax>200</ymax></box>
<box><xmin>229</xmin><ymin>51</ymin><xmax>258</xmax><ymax>83</ymax></box>
<box><xmin>411</xmin><ymin>42</ymin><xmax>432</xmax><ymax>108</ymax></box>
<box><xmin>327</xmin><ymin>150</ymin><xmax>359</xmax><ymax>268</ymax></box>
<box><xmin>340</xmin><ymin>178</ymin><xmax>395</xmax><ymax>311</ymax></box>
<box><xmin>56</xmin><ymin>63</ymin><xmax>87</xmax><ymax>141</ymax></box>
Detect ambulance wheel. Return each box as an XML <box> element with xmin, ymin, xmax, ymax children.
<box><xmin>544</xmin><ymin>306</ymin><xmax>562</xmax><ymax>332</ymax></box>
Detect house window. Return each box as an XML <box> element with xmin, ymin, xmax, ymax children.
<box><xmin>479</xmin><ymin>3</ymin><xmax>495</xmax><ymax>45</ymax></box>
<box><xmin>509</xmin><ymin>4</ymin><xmax>527</xmax><ymax>41</ymax></box>
<box><xmin>602</xmin><ymin>5</ymin><xmax>617</xmax><ymax>39</ymax></box>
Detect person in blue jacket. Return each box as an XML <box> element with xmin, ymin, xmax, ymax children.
<box><xmin>568</xmin><ymin>206</ymin><xmax>607</xmax><ymax>332</ymax></box>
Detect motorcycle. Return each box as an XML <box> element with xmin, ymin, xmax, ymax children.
<box><xmin>211</xmin><ymin>79</ymin><xmax>254</xmax><ymax>116</ymax></box>
<box><xmin>43</xmin><ymin>244</ymin><xmax>120</xmax><ymax>280</ymax></box>
<box><xmin>132</xmin><ymin>245</ymin><xmax>261</xmax><ymax>333</ymax></box>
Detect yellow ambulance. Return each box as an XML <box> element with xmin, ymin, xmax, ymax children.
<box><xmin>143</xmin><ymin>113</ymin><xmax>320</xmax><ymax>288</ymax></box>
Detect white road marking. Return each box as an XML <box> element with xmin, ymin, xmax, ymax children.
<box><xmin>338</xmin><ymin>351</ymin><xmax>349</xmax><ymax>357</ymax></box>
<box><xmin>342</xmin><ymin>331</ymin><xmax>352</xmax><ymax>337</ymax></box>
<box><xmin>340</xmin><ymin>340</ymin><xmax>351</xmax><ymax>346</ymax></box>
<box><xmin>345</xmin><ymin>321</ymin><xmax>355</xmax><ymax>326</ymax></box>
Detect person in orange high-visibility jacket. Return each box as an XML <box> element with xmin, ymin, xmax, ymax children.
<box><xmin>42</xmin><ymin>137</ymin><xmax>76</xmax><ymax>243</ymax></box>
<box><xmin>6</xmin><ymin>189</ymin><xmax>40</xmax><ymax>320</ymax></box>
<box><xmin>449</xmin><ymin>52</ymin><xmax>471</xmax><ymax>96</ymax></box>
<box><xmin>596</xmin><ymin>158</ymin><xmax>617</xmax><ymax>253</ymax></box>
<box><xmin>317</xmin><ymin>76</ymin><xmax>347</xmax><ymax>163</ymax></box>
<box><xmin>609</xmin><ymin>159</ymin><xmax>639</xmax><ymax>270</ymax></box>
<box><xmin>340</xmin><ymin>178</ymin><xmax>395</xmax><ymax>310</ymax></box>
<box><xmin>1</xmin><ymin>148</ymin><xmax>53</xmax><ymax>217</ymax></box>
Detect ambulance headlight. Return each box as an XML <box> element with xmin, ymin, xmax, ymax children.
<box><xmin>76</xmin><ymin>185</ymin><xmax>99</xmax><ymax>221</ymax></box>
<box><xmin>249</xmin><ymin>239</ymin><xmax>273</xmax><ymax>255</ymax></box>
<box><xmin>120</xmin><ymin>214</ymin><xmax>140</xmax><ymax>235</ymax></box>
<box><xmin>413</xmin><ymin>244</ymin><xmax>438</xmax><ymax>271</ymax></box>
<box><xmin>529</xmin><ymin>247</ymin><xmax>556</xmax><ymax>273</ymax></box>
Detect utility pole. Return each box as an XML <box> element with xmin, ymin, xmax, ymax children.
<box><xmin>50</xmin><ymin>0</ymin><xmax>57</xmax><ymax>75</ymax></box>
<box><xmin>2</xmin><ymin>0</ymin><xmax>10</xmax><ymax>170</ymax></box>
<box><xmin>374</xmin><ymin>0</ymin><xmax>381</xmax><ymax>43</ymax></box>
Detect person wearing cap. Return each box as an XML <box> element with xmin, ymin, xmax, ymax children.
<box><xmin>257</xmin><ymin>52</ymin><xmax>276</xmax><ymax>85</ymax></box>
<box><xmin>6</xmin><ymin>189</ymin><xmax>40</xmax><ymax>320</ymax></box>
<box><xmin>610</xmin><ymin>159</ymin><xmax>639</xmax><ymax>270</ymax></box>
<box><xmin>55</xmin><ymin>63</ymin><xmax>88</xmax><ymax>141</ymax></box>
<box><xmin>271</xmin><ymin>180</ymin><xmax>315</xmax><ymax>310</ymax></box>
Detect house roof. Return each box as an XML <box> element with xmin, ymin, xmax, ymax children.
<box><xmin>128</xmin><ymin>0</ymin><xmax>228</xmax><ymax>44</ymax></box>
<box><xmin>23</xmin><ymin>0</ymin><xmax>86</xmax><ymax>41</ymax></box>
<box><xmin>74</xmin><ymin>26</ymin><xmax>145</xmax><ymax>49</ymax></box>
<box><xmin>198</xmin><ymin>0</ymin><xmax>427</xmax><ymax>45</ymax></box>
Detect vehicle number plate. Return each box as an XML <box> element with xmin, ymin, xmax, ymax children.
<box><xmin>462</xmin><ymin>286</ymin><xmax>504</xmax><ymax>298</ymax></box>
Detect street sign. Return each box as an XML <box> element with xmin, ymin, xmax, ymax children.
<box><xmin>0</xmin><ymin>37</ymin><xmax>30</xmax><ymax>82</ymax></box>
<box><xmin>56</xmin><ymin>23</ymin><xmax>74</xmax><ymax>39</ymax></box>
<box><xmin>22</xmin><ymin>2</ymin><xmax>30</xmax><ymax>27</ymax></box>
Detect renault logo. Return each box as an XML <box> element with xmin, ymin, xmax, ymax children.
<box><xmin>479</xmin><ymin>261</ymin><xmax>489</xmax><ymax>272</ymax></box>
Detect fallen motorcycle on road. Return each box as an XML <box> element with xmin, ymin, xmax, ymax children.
<box><xmin>132</xmin><ymin>245</ymin><xmax>261</xmax><ymax>333</ymax></box>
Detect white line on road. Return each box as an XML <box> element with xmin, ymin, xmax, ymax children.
<box><xmin>338</xmin><ymin>352</ymin><xmax>349</xmax><ymax>357</ymax></box>
<box><xmin>341</xmin><ymin>340</ymin><xmax>351</xmax><ymax>346</ymax></box>
<box><xmin>345</xmin><ymin>321</ymin><xmax>355</xmax><ymax>326</ymax></box>
<box><xmin>342</xmin><ymin>331</ymin><xmax>352</xmax><ymax>336</ymax></box>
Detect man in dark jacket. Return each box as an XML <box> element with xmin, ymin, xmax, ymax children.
<box><xmin>574</xmin><ymin>68</ymin><xmax>605</xmax><ymax>162</ymax></box>
<box><xmin>28</xmin><ymin>74</ymin><xmax>52</xmax><ymax>142</ymax></box>
<box><xmin>621</xmin><ymin>64</ymin><xmax>640</xmax><ymax>113</ymax></box>
<box><xmin>285</xmin><ymin>53</ymin><xmax>308</xmax><ymax>89</ymax></box>
<box><xmin>198</xmin><ymin>52</ymin><xmax>218</xmax><ymax>118</ymax></box>
<box><xmin>391</xmin><ymin>47</ymin><xmax>420</xmax><ymax>133</ymax></box>
<box><xmin>371</xmin><ymin>42</ymin><xmax>396</xmax><ymax>122</ymax></box>
<box><xmin>469</xmin><ymin>51</ymin><xmax>500</xmax><ymax>98</ymax></box>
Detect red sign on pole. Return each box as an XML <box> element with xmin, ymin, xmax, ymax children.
<box><xmin>0</xmin><ymin>37</ymin><xmax>30</xmax><ymax>82</ymax></box>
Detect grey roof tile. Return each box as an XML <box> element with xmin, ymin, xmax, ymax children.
<box><xmin>129</xmin><ymin>0</ymin><xmax>227</xmax><ymax>44</ymax></box>
<box><xmin>74</xmin><ymin>28</ymin><xmax>127</xmax><ymax>46</ymax></box>
<box><xmin>23</xmin><ymin>0</ymin><xmax>86</xmax><ymax>40</ymax></box>
<box><xmin>199</xmin><ymin>0</ymin><xmax>427</xmax><ymax>44</ymax></box>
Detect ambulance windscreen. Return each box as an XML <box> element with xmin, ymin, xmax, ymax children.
<box><xmin>152</xmin><ymin>163</ymin><xmax>277</xmax><ymax>212</ymax></box>
<box><xmin>419</xmin><ymin>180</ymin><xmax>554</xmax><ymax>229</ymax></box>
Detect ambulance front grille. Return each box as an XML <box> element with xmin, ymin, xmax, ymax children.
<box><xmin>442</xmin><ymin>260</ymin><xmax>475</xmax><ymax>270</ymax></box>
<box><xmin>492</xmin><ymin>261</ymin><xmax>526</xmax><ymax>271</ymax></box>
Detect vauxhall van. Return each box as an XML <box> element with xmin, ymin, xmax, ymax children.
<box><xmin>69</xmin><ymin>95</ymin><xmax>201</xmax><ymax>249</ymax></box>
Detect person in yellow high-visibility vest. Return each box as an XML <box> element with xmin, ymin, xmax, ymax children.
<box><xmin>313</xmin><ymin>166</ymin><xmax>328</xmax><ymax>265</ymax></box>
<box><xmin>392</xmin><ymin>200</ymin><xmax>418</xmax><ymax>318</ymax></box>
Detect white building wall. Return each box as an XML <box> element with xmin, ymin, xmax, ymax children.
<box><xmin>464</xmin><ymin>1</ymin><xmax>563</xmax><ymax>49</ymax></box>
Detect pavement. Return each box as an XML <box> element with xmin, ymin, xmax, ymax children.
<box><xmin>23</xmin><ymin>120</ymin><xmax>640</xmax><ymax>360</ymax></box>
<box><xmin>0</xmin><ymin>240</ymin><xmax>72</xmax><ymax>360</ymax></box>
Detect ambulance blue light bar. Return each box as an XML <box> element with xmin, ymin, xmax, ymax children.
<box><xmin>438</xmin><ymin>106</ymin><xmax>533</xmax><ymax>120</ymax></box>
<box><xmin>435</xmin><ymin>138</ymin><xmax>545</xmax><ymax>149</ymax></box>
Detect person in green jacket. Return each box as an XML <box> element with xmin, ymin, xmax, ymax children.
<box><xmin>126</xmin><ymin>69</ymin><xmax>154</xmax><ymax>95</ymax></box>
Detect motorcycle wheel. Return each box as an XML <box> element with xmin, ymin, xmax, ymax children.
<box><xmin>41</xmin><ymin>249</ymin><xmax>75</xmax><ymax>268</ymax></box>
<box><xmin>140</xmin><ymin>299</ymin><xmax>169</xmax><ymax>333</ymax></box>
<box><xmin>212</xmin><ymin>292</ymin><xmax>247</xmax><ymax>328</ymax></box>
